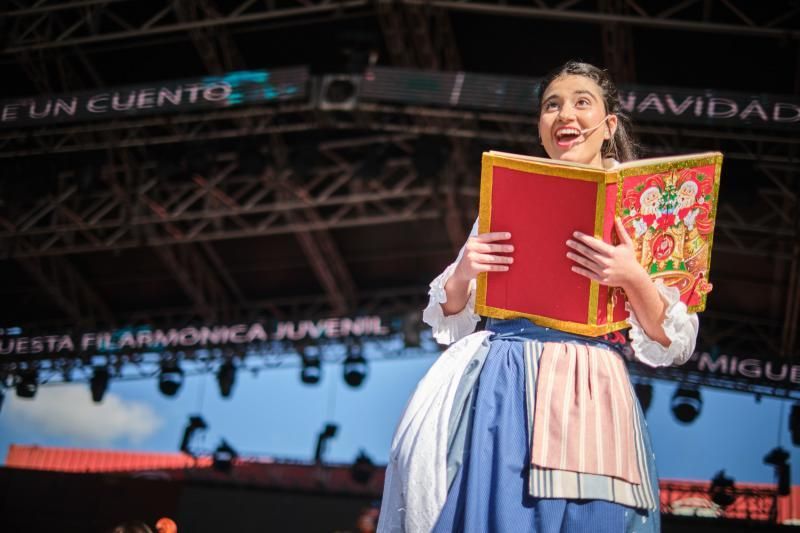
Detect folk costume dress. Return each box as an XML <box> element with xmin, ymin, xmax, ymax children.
<box><xmin>378</xmin><ymin>218</ymin><xmax>699</xmax><ymax>533</ymax></box>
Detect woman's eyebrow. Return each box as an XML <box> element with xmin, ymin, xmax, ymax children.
<box><xmin>574</xmin><ymin>89</ymin><xmax>598</xmax><ymax>101</ymax></box>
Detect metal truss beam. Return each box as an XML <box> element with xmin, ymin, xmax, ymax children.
<box><xmin>0</xmin><ymin>0</ymin><xmax>372</xmax><ymax>54</ymax></box>
<box><xmin>1</xmin><ymin>0</ymin><xmax>797</xmax><ymax>57</ymax></box>
<box><xmin>175</xmin><ymin>0</ymin><xmax>245</xmax><ymax>74</ymax></box>
<box><xmin>3</xmin><ymin>101</ymin><xmax>799</xmax><ymax>164</ymax></box>
<box><xmin>164</xmin><ymin>0</ymin><xmax>256</xmax><ymax>321</ymax></box>
<box><xmin>109</xmin><ymin>148</ymin><xmax>238</xmax><ymax>323</ymax></box>
<box><xmin>270</xmin><ymin>133</ymin><xmax>359</xmax><ymax>316</ymax></box>
<box><xmin>377</xmin><ymin>1</ymin><xmax>460</xmax><ymax>70</ymax></box>
<box><xmin>1</xmin><ymin>134</ymin><xmax>430</xmax><ymax>255</ymax></box>
<box><xmin>377</xmin><ymin>0</ymin><xmax>465</xmax><ymax>253</ymax></box>
<box><xmin>2</xmin><ymin>299</ymin><xmax>797</xmax><ymax>400</ymax></box>
<box><xmin>600</xmin><ymin>0</ymin><xmax>637</xmax><ymax>83</ymax></box>
<box><xmin>150</xmin><ymin>242</ymin><xmax>234</xmax><ymax>323</ymax></box>
<box><xmin>421</xmin><ymin>0</ymin><xmax>800</xmax><ymax>40</ymax></box>
<box><xmin>15</xmin><ymin>254</ymin><xmax>114</xmax><ymax>327</ymax></box>
<box><xmin>0</xmin><ymin>130</ymin><xmax>795</xmax><ymax>261</ymax></box>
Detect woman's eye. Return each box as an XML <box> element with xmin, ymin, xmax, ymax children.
<box><xmin>544</xmin><ymin>101</ymin><xmax>559</xmax><ymax>110</ymax></box>
<box><xmin>576</xmin><ymin>98</ymin><xmax>591</xmax><ymax>107</ymax></box>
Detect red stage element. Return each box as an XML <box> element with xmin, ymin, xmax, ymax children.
<box><xmin>5</xmin><ymin>444</ymin><xmax>798</xmax><ymax>526</ymax></box>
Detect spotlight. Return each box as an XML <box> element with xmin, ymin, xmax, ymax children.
<box><xmin>301</xmin><ymin>356</ymin><xmax>321</xmax><ymax>384</ymax></box>
<box><xmin>319</xmin><ymin>75</ymin><xmax>360</xmax><ymax>110</ymax></box>
<box><xmin>763</xmin><ymin>447</ymin><xmax>791</xmax><ymax>496</ymax></box>
<box><xmin>179</xmin><ymin>415</ymin><xmax>208</xmax><ymax>456</ymax></box>
<box><xmin>351</xmin><ymin>450</ymin><xmax>374</xmax><ymax>485</ymax></box>
<box><xmin>633</xmin><ymin>382</ymin><xmax>653</xmax><ymax>415</ymax></box>
<box><xmin>216</xmin><ymin>360</ymin><xmax>236</xmax><ymax>398</ymax></box>
<box><xmin>158</xmin><ymin>359</ymin><xmax>184</xmax><ymax>397</ymax></box>
<box><xmin>15</xmin><ymin>369</ymin><xmax>38</xmax><ymax>399</ymax></box>
<box><xmin>89</xmin><ymin>367</ymin><xmax>110</xmax><ymax>403</ymax></box>
<box><xmin>709</xmin><ymin>470</ymin><xmax>736</xmax><ymax>508</ymax></box>
<box><xmin>671</xmin><ymin>386</ymin><xmax>702</xmax><ymax>424</ymax></box>
<box><xmin>790</xmin><ymin>403</ymin><xmax>799</xmax><ymax>447</ymax></box>
<box><xmin>343</xmin><ymin>343</ymin><xmax>367</xmax><ymax>388</ymax></box>
<box><xmin>298</xmin><ymin>343</ymin><xmax>322</xmax><ymax>385</ymax></box>
<box><xmin>314</xmin><ymin>423</ymin><xmax>338</xmax><ymax>463</ymax></box>
<box><xmin>212</xmin><ymin>439</ymin><xmax>238</xmax><ymax>473</ymax></box>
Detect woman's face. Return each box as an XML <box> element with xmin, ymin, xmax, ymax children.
<box><xmin>538</xmin><ymin>75</ymin><xmax>618</xmax><ymax>168</ymax></box>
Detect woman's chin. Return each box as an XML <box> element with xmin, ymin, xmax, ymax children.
<box><xmin>556</xmin><ymin>151</ymin><xmax>590</xmax><ymax>164</ymax></box>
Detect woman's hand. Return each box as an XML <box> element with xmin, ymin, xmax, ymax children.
<box><xmin>566</xmin><ymin>218</ymin><xmax>647</xmax><ymax>290</ymax></box>
<box><xmin>567</xmin><ymin>218</ymin><xmax>670</xmax><ymax>345</ymax></box>
<box><xmin>442</xmin><ymin>231</ymin><xmax>513</xmax><ymax>316</ymax></box>
<box><xmin>452</xmin><ymin>231</ymin><xmax>515</xmax><ymax>282</ymax></box>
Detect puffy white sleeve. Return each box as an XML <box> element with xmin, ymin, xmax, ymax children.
<box><xmin>422</xmin><ymin>219</ymin><xmax>482</xmax><ymax>345</ymax></box>
<box><xmin>627</xmin><ymin>280</ymin><xmax>699</xmax><ymax>367</ymax></box>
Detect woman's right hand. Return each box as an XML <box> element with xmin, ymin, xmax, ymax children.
<box><xmin>452</xmin><ymin>231</ymin><xmax>515</xmax><ymax>282</ymax></box>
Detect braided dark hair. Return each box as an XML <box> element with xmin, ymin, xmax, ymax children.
<box><xmin>536</xmin><ymin>61</ymin><xmax>639</xmax><ymax>162</ymax></box>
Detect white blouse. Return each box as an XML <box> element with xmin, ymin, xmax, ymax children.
<box><xmin>422</xmin><ymin>218</ymin><xmax>700</xmax><ymax>366</ymax></box>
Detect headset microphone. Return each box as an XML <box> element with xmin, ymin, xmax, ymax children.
<box><xmin>579</xmin><ymin>115</ymin><xmax>612</xmax><ymax>135</ymax></box>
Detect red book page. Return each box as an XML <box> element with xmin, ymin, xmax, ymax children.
<box><xmin>485</xmin><ymin>166</ymin><xmax>598</xmax><ymax>323</ymax></box>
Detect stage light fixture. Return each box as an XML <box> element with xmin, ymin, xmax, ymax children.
<box><xmin>212</xmin><ymin>439</ymin><xmax>238</xmax><ymax>473</ymax></box>
<box><xmin>301</xmin><ymin>355</ymin><xmax>321</xmax><ymax>384</ymax></box>
<box><xmin>670</xmin><ymin>386</ymin><xmax>702</xmax><ymax>424</ymax></box>
<box><xmin>320</xmin><ymin>75</ymin><xmax>360</xmax><ymax>110</ymax></box>
<box><xmin>158</xmin><ymin>359</ymin><xmax>184</xmax><ymax>397</ymax></box>
<box><xmin>351</xmin><ymin>450</ymin><xmax>375</xmax><ymax>485</ymax></box>
<box><xmin>297</xmin><ymin>343</ymin><xmax>322</xmax><ymax>385</ymax></box>
<box><xmin>179</xmin><ymin>415</ymin><xmax>208</xmax><ymax>456</ymax></box>
<box><xmin>633</xmin><ymin>382</ymin><xmax>653</xmax><ymax>415</ymax></box>
<box><xmin>89</xmin><ymin>366</ymin><xmax>110</xmax><ymax>403</ymax></box>
<box><xmin>314</xmin><ymin>423</ymin><xmax>338</xmax><ymax>463</ymax></box>
<box><xmin>15</xmin><ymin>369</ymin><xmax>38</xmax><ymax>399</ymax></box>
<box><xmin>763</xmin><ymin>447</ymin><xmax>791</xmax><ymax>496</ymax></box>
<box><xmin>216</xmin><ymin>360</ymin><xmax>236</xmax><ymax>398</ymax></box>
<box><xmin>790</xmin><ymin>403</ymin><xmax>799</xmax><ymax>447</ymax></box>
<box><xmin>709</xmin><ymin>470</ymin><xmax>736</xmax><ymax>508</ymax></box>
<box><xmin>343</xmin><ymin>343</ymin><xmax>368</xmax><ymax>388</ymax></box>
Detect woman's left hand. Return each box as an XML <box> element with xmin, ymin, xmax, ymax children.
<box><xmin>566</xmin><ymin>218</ymin><xmax>646</xmax><ymax>289</ymax></box>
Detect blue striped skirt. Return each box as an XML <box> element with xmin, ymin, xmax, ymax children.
<box><xmin>432</xmin><ymin>319</ymin><xmax>660</xmax><ymax>533</ymax></box>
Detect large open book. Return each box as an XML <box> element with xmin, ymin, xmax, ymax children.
<box><xmin>475</xmin><ymin>151</ymin><xmax>723</xmax><ymax>336</ymax></box>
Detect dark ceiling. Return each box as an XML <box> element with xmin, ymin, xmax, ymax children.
<box><xmin>0</xmin><ymin>0</ymin><xmax>798</xmax><ymax>372</ymax></box>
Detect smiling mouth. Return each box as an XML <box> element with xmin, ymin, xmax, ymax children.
<box><xmin>555</xmin><ymin>128</ymin><xmax>582</xmax><ymax>147</ymax></box>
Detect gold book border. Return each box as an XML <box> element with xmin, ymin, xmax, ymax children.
<box><xmin>614</xmin><ymin>152</ymin><xmax>722</xmax><ymax>315</ymax></box>
<box><xmin>588</xmin><ymin>178</ymin><xmax>607</xmax><ymax>326</ymax></box>
<box><xmin>699</xmin><ymin>155</ymin><xmax>723</xmax><ymax>313</ymax></box>
<box><xmin>473</xmin><ymin>301</ymin><xmax>630</xmax><ymax>337</ymax></box>
<box><xmin>475</xmin><ymin>153</ymin><xmax>495</xmax><ymax>313</ymax></box>
<box><xmin>476</xmin><ymin>153</ymin><xmax>607</xmax><ymax>330</ymax></box>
